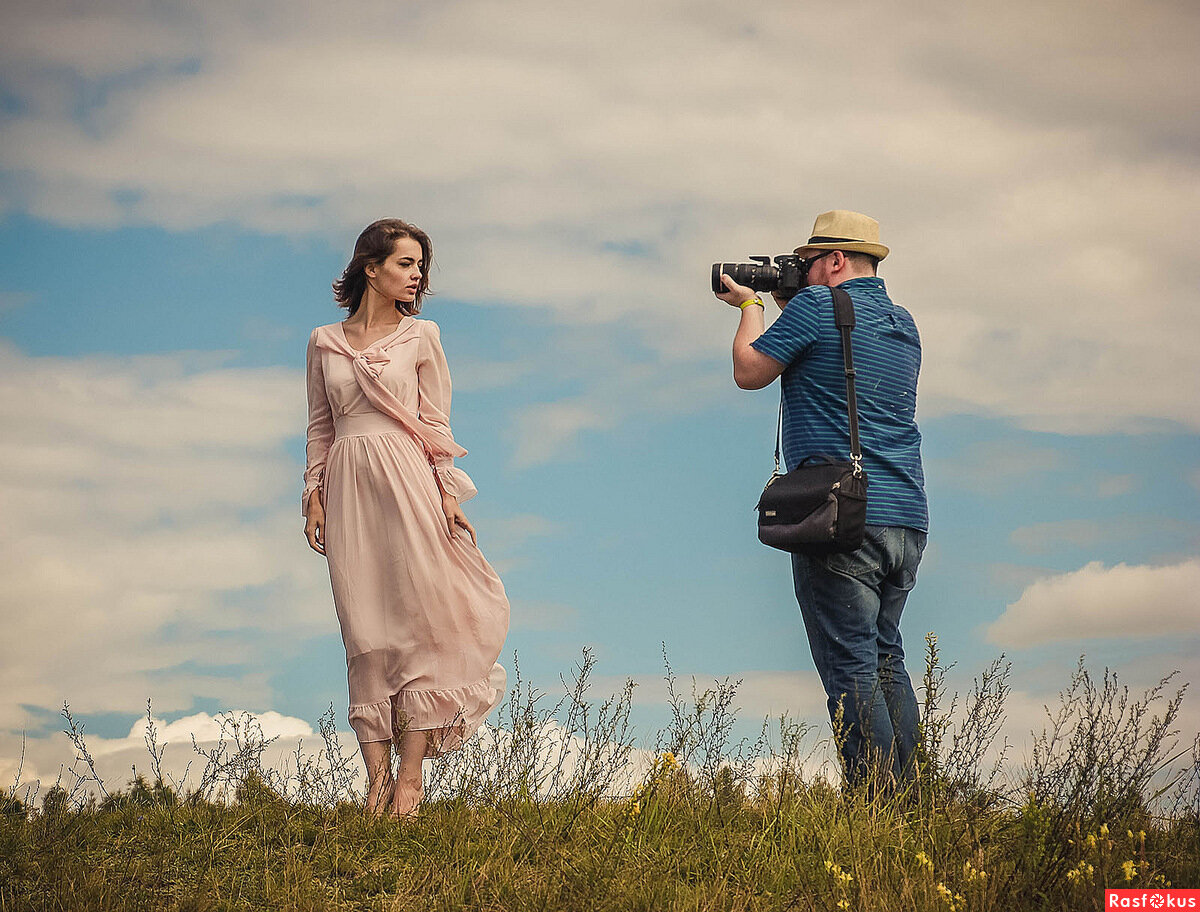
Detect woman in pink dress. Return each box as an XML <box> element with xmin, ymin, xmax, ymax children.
<box><xmin>303</xmin><ymin>218</ymin><xmax>509</xmax><ymax>817</ymax></box>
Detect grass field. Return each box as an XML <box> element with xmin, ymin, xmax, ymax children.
<box><xmin>2</xmin><ymin>641</ymin><xmax>1197</xmax><ymax>911</ymax></box>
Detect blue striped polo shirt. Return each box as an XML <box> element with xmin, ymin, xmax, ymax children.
<box><xmin>751</xmin><ymin>276</ymin><xmax>928</xmax><ymax>531</ymax></box>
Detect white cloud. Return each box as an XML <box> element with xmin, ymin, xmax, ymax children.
<box><xmin>511</xmin><ymin>400</ymin><xmax>614</xmax><ymax>468</ymax></box>
<box><xmin>989</xmin><ymin>562</ymin><xmax>1060</xmax><ymax>591</ymax></box>
<box><xmin>7</xmin><ymin>657</ymin><xmax>1193</xmax><ymax>807</ymax></box>
<box><xmin>0</xmin><ymin>292</ymin><xmax>31</xmax><ymax>315</ymax></box>
<box><xmin>728</xmin><ymin>671</ymin><xmax>830</xmax><ymax>722</ymax></box>
<box><xmin>1008</xmin><ymin>519</ymin><xmax>1113</xmax><ymax>552</ymax></box>
<box><xmin>928</xmin><ymin>439</ymin><xmax>1065</xmax><ymax>494</ymax></box>
<box><xmin>0</xmin><ymin>342</ymin><xmax>334</xmax><ymax>731</ymax></box>
<box><xmin>0</xmin><ymin>3</ymin><xmax>202</xmax><ymax>82</ymax></box>
<box><xmin>0</xmin><ymin>339</ymin><xmax>563</xmax><ymax>745</ymax></box>
<box><xmin>510</xmin><ymin>601</ymin><xmax>578</xmax><ymax>631</ymax></box>
<box><xmin>601</xmin><ymin>668</ymin><xmax>829</xmax><ymax>724</ymax></box>
<box><xmin>97</xmin><ymin>710</ymin><xmax>314</xmax><ymax>757</ymax></box>
<box><xmin>0</xmin><ymin>0</ymin><xmax>1197</xmax><ymax>443</ymax></box>
<box><xmin>476</xmin><ymin>513</ymin><xmax>559</xmax><ymax>575</ymax></box>
<box><xmin>987</xmin><ymin>559</ymin><xmax>1200</xmax><ymax>647</ymax></box>
<box><xmin>449</xmin><ymin>359</ymin><xmax>533</xmax><ymax>394</ymax></box>
<box><xmin>0</xmin><ymin>711</ymin><xmax>667</xmax><ymax>807</ymax></box>
<box><xmin>0</xmin><ymin>709</ymin><xmax>337</xmax><ymax>804</ymax></box>
<box><xmin>981</xmin><ymin>652</ymin><xmax>1200</xmax><ymax>790</ymax></box>
<box><xmin>508</xmin><ymin>354</ymin><xmax>735</xmax><ymax>466</ymax></box>
<box><xmin>1094</xmin><ymin>474</ymin><xmax>1137</xmax><ymax>498</ymax></box>
<box><xmin>1009</xmin><ymin>517</ymin><xmax>1199</xmax><ymax>554</ymax></box>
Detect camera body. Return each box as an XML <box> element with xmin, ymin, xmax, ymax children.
<box><xmin>711</xmin><ymin>255</ymin><xmax>810</xmax><ymax>301</ymax></box>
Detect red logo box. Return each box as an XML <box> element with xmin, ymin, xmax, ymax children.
<box><xmin>1106</xmin><ymin>891</ymin><xmax>1200</xmax><ymax>909</ymax></box>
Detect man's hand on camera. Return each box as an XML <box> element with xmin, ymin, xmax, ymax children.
<box><xmin>716</xmin><ymin>273</ymin><xmax>756</xmax><ymax>307</ymax></box>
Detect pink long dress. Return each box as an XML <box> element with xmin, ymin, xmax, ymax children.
<box><xmin>303</xmin><ymin>316</ymin><xmax>508</xmax><ymax>755</ymax></box>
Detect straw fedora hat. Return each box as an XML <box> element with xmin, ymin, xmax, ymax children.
<box><xmin>793</xmin><ymin>210</ymin><xmax>889</xmax><ymax>261</ymax></box>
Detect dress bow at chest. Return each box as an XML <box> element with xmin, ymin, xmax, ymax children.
<box><xmin>355</xmin><ymin>348</ymin><xmax>392</xmax><ymax>380</ymax></box>
<box><xmin>316</xmin><ymin>321</ymin><xmax>467</xmax><ymax>460</ymax></box>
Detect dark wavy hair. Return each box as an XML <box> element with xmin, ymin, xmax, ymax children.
<box><xmin>332</xmin><ymin>218</ymin><xmax>434</xmax><ymax>316</ymax></box>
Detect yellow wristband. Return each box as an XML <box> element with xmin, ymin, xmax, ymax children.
<box><xmin>739</xmin><ymin>297</ymin><xmax>764</xmax><ymax>310</ymax></box>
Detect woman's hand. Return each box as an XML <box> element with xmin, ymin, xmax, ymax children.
<box><xmin>305</xmin><ymin>489</ymin><xmax>326</xmax><ymax>555</ymax></box>
<box><xmin>441</xmin><ymin>492</ymin><xmax>477</xmax><ymax>546</ymax></box>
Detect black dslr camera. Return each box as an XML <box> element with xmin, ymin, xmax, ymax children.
<box><xmin>711</xmin><ymin>255</ymin><xmax>810</xmax><ymax>301</ymax></box>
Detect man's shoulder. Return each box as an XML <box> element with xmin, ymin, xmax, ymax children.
<box><xmin>790</xmin><ymin>285</ymin><xmax>836</xmax><ymax>307</ymax></box>
<box><xmin>839</xmin><ymin>277</ymin><xmax>890</xmax><ymax>303</ymax></box>
<box><xmin>843</xmin><ymin>280</ymin><xmax>918</xmax><ymax>328</ymax></box>
<box><xmin>776</xmin><ymin>286</ymin><xmax>834</xmax><ymax>329</ymax></box>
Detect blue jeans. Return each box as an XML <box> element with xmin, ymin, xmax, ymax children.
<box><xmin>791</xmin><ymin>525</ymin><xmax>926</xmax><ymax>790</ymax></box>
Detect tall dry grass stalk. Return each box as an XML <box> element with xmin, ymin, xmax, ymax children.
<box><xmin>2</xmin><ymin>641</ymin><xmax>1197</xmax><ymax>911</ymax></box>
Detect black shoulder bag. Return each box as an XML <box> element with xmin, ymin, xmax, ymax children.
<box><xmin>756</xmin><ymin>286</ymin><xmax>868</xmax><ymax>554</ymax></box>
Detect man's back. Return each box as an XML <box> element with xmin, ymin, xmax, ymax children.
<box><xmin>751</xmin><ymin>276</ymin><xmax>927</xmax><ymax>532</ymax></box>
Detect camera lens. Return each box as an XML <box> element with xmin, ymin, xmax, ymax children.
<box><xmin>711</xmin><ymin>261</ymin><xmax>780</xmax><ymax>294</ymax></box>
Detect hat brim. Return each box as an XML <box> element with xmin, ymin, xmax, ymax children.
<box><xmin>794</xmin><ymin>240</ymin><xmax>889</xmax><ymax>261</ymax></box>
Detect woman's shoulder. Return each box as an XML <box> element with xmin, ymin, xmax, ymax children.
<box><xmin>308</xmin><ymin>321</ymin><xmax>344</xmax><ymax>342</ymax></box>
<box><xmin>411</xmin><ymin>317</ymin><xmax>444</xmax><ymax>345</ymax></box>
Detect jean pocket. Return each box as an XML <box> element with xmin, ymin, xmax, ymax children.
<box><xmin>898</xmin><ymin>529</ymin><xmax>927</xmax><ymax>590</ymax></box>
<box><xmin>817</xmin><ymin>544</ymin><xmax>880</xmax><ymax>579</ymax></box>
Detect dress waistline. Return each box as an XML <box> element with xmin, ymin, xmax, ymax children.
<box><xmin>335</xmin><ymin>411</ymin><xmax>407</xmax><ymax>439</ymax></box>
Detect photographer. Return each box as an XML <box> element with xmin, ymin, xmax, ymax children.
<box><xmin>718</xmin><ymin>211</ymin><xmax>928</xmax><ymax>793</ymax></box>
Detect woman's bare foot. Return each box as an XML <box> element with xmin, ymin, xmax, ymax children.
<box><xmin>365</xmin><ymin>774</ymin><xmax>395</xmax><ymax>817</ymax></box>
<box><xmin>389</xmin><ymin>778</ymin><xmax>423</xmax><ymax>819</ymax></box>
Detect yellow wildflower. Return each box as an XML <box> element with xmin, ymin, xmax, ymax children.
<box><xmin>916</xmin><ymin>851</ymin><xmax>933</xmax><ymax>870</ymax></box>
<box><xmin>823</xmin><ymin>861</ymin><xmax>853</xmax><ymax>885</ymax></box>
<box><xmin>1100</xmin><ymin>823</ymin><xmax>1109</xmax><ymax>837</ymax></box>
<box><xmin>1066</xmin><ymin>860</ymin><xmax>1094</xmax><ymax>884</ymax></box>
<box><xmin>1123</xmin><ymin>860</ymin><xmax>1137</xmax><ymax>881</ymax></box>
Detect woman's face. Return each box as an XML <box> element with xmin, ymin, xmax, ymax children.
<box><xmin>366</xmin><ymin>236</ymin><xmax>424</xmax><ymax>303</ymax></box>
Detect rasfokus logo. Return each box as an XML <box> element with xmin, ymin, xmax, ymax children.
<box><xmin>1107</xmin><ymin>890</ymin><xmax>1200</xmax><ymax>908</ymax></box>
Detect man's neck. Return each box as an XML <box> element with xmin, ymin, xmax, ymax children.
<box><xmin>830</xmin><ymin>271</ymin><xmax>878</xmax><ymax>286</ymax></box>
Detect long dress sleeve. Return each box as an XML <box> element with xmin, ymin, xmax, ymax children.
<box><xmin>302</xmin><ymin>329</ymin><xmax>335</xmax><ymax>516</ymax></box>
<box><xmin>417</xmin><ymin>321</ymin><xmax>478</xmax><ymax>504</ymax></box>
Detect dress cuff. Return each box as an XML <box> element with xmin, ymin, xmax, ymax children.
<box><xmin>301</xmin><ymin>471</ymin><xmax>324</xmax><ymax>515</ymax></box>
<box><xmin>436</xmin><ymin>463</ymin><xmax>477</xmax><ymax>504</ymax></box>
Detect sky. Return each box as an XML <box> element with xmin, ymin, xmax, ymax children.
<box><xmin>1</xmin><ymin>0</ymin><xmax>1198</xmax><ymax>794</ymax></box>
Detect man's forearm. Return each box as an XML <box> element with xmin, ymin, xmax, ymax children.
<box><xmin>733</xmin><ymin>300</ymin><xmax>765</xmax><ymax>357</ymax></box>
<box><xmin>732</xmin><ymin>300</ymin><xmax>776</xmax><ymax>389</ymax></box>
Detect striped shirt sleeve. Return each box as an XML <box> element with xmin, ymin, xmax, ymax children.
<box><xmin>750</xmin><ymin>287</ymin><xmax>828</xmax><ymax>368</ymax></box>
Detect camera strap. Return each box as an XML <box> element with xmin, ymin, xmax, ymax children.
<box><xmin>773</xmin><ymin>285</ymin><xmax>862</xmax><ymax>474</ymax></box>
